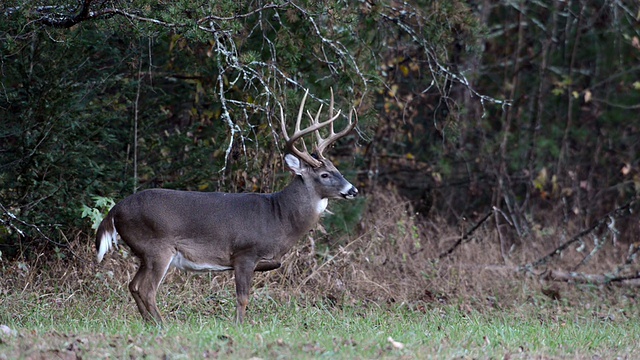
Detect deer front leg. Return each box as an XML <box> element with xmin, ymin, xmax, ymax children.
<box><xmin>233</xmin><ymin>258</ymin><xmax>256</xmax><ymax>324</ymax></box>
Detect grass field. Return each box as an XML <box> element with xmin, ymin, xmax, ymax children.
<box><xmin>1</xmin><ymin>279</ymin><xmax>638</xmax><ymax>359</ymax></box>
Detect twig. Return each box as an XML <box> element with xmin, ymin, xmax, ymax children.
<box><xmin>453</xmin><ymin>264</ymin><xmax>640</xmax><ymax>288</ymax></box>
<box><xmin>295</xmin><ymin>232</ymin><xmax>366</xmax><ymax>292</ymax></box>
<box><xmin>133</xmin><ymin>51</ymin><xmax>142</xmax><ymax>193</ymax></box>
<box><xmin>197</xmin><ymin>2</ymin><xmax>290</xmax><ymax>22</ymax></box>
<box><xmin>610</xmin><ymin>242</ymin><xmax>640</xmax><ymax>279</ymax></box>
<box><xmin>379</xmin><ymin>3</ymin><xmax>511</xmax><ymax>113</ymax></box>
<box><xmin>0</xmin><ymin>203</ymin><xmax>64</xmax><ymax>247</ymax></box>
<box><xmin>438</xmin><ymin>209</ymin><xmax>493</xmax><ymax>259</ymax></box>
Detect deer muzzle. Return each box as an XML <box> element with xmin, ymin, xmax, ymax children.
<box><xmin>342</xmin><ymin>185</ymin><xmax>358</xmax><ymax>199</ymax></box>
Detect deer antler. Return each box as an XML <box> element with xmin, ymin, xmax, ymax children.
<box><xmin>314</xmin><ymin>88</ymin><xmax>358</xmax><ymax>159</ymax></box>
<box><xmin>280</xmin><ymin>89</ymin><xmax>358</xmax><ymax>168</ymax></box>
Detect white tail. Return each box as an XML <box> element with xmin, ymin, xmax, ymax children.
<box><xmin>95</xmin><ymin>89</ymin><xmax>358</xmax><ymax>324</ymax></box>
<box><xmin>96</xmin><ymin>216</ymin><xmax>117</xmax><ymax>263</ymax></box>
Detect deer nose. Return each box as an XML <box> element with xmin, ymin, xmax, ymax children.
<box><xmin>344</xmin><ymin>186</ymin><xmax>358</xmax><ymax>199</ymax></box>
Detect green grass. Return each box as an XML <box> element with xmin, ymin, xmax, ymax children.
<box><xmin>1</xmin><ymin>286</ymin><xmax>638</xmax><ymax>359</ymax></box>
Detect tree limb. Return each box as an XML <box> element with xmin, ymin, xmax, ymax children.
<box><xmin>21</xmin><ymin>1</ymin><xmax>290</xmax><ymax>30</ymax></box>
<box><xmin>0</xmin><ymin>203</ymin><xmax>62</xmax><ymax>247</ymax></box>
<box><xmin>546</xmin><ymin>270</ymin><xmax>640</xmax><ymax>287</ymax></box>
<box><xmin>522</xmin><ymin>197</ymin><xmax>639</xmax><ymax>271</ymax></box>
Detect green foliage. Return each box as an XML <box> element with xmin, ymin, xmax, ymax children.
<box><xmin>80</xmin><ymin>196</ymin><xmax>116</xmax><ymax>230</ymax></box>
<box><xmin>0</xmin><ymin>19</ymin><xmax>141</xmax><ymax>248</ymax></box>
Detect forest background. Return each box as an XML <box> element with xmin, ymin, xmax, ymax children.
<box><xmin>1</xmin><ymin>0</ymin><xmax>640</xmax><ymax>317</ymax></box>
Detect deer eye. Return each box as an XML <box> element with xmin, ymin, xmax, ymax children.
<box><xmin>321</xmin><ymin>173</ymin><xmax>330</xmax><ymax>178</ymax></box>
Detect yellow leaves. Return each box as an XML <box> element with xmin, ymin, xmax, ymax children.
<box><xmin>555</xmin><ymin>85</ymin><xmax>596</xmax><ymax>103</ymax></box>
<box><xmin>388</xmin><ymin>84</ymin><xmax>399</xmax><ymax>97</ymax></box>
<box><xmin>399</xmin><ymin>64</ymin><xmax>409</xmax><ymax>77</ymax></box>
<box><xmin>633</xmin><ymin>81</ymin><xmax>640</xmax><ymax>90</ymax></box>
<box><xmin>431</xmin><ymin>171</ymin><xmax>442</xmax><ymax>185</ymax></box>
<box><xmin>533</xmin><ymin>167</ymin><xmax>548</xmax><ymax>191</ymax></box>
<box><xmin>195</xmin><ymin>80</ymin><xmax>204</xmax><ymax>103</ymax></box>
<box><xmin>169</xmin><ymin>34</ymin><xmax>182</xmax><ymax>52</ymax></box>
<box><xmin>552</xmin><ymin>76</ymin><xmax>572</xmax><ymax>96</ymax></box>
<box><xmin>202</xmin><ymin>109</ymin><xmax>221</xmax><ymax>122</ymax></box>
<box><xmin>532</xmin><ymin>168</ymin><xmax>567</xmax><ymax>200</ymax></box>
<box><xmin>573</xmin><ymin>89</ymin><xmax>593</xmax><ymax>102</ymax></box>
<box><xmin>381</xmin><ymin>56</ymin><xmax>419</xmax><ymax>79</ymax></box>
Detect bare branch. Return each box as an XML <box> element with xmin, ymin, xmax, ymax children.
<box><xmin>522</xmin><ymin>197</ymin><xmax>639</xmax><ymax>271</ymax></box>
<box><xmin>379</xmin><ymin>3</ymin><xmax>511</xmax><ymax>114</ymax></box>
<box><xmin>196</xmin><ymin>2</ymin><xmax>291</xmax><ymax>23</ymax></box>
<box><xmin>546</xmin><ymin>270</ymin><xmax>640</xmax><ymax>287</ymax></box>
<box><xmin>0</xmin><ymin>203</ymin><xmax>63</xmax><ymax>247</ymax></box>
<box><xmin>437</xmin><ymin>209</ymin><xmax>494</xmax><ymax>259</ymax></box>
<box><xmin>25</xmin><ymin>1</ymin><xmax>292</xmax><ymax>31</ymax></box>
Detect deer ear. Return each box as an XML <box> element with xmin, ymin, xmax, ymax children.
<box><xmin>284</xmin><ymin>154</ymin><xmax>304</xmax><ymax>175</ymax></box>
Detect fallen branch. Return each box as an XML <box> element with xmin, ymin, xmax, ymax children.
<box><xmin>522</xmin><ymin>197</ymin><xmax>639</xmax><ymax>270</ymax></box>
<box><xmin>454</xmin><ymin>264</ymin><xmax>640</xmax><ymax>287</ymax></box>
<box><xmin>437</xmin><ymin>209</ymin><xmax>493</xmax><ymax>259</ymax></box>
<box><xmin>546</xmin><ymin>270</ymin><xmax>640</xmax><ymax>287</ymax></box>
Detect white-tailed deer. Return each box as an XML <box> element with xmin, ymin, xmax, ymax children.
<box><xmin>95</xmin><ymin>89</ymin><xmax>358</xmax><ymax>324</ymax></box>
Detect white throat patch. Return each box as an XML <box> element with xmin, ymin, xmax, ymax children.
<box><xmin>316</xmin><ymin>198</ymin><xmax>329</xmax><ymax>214</ymax></box>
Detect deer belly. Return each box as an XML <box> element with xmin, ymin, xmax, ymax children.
<box><xmin>170</xmin><ymin>251</ymin><xmax>232</xmax><ymax>272</ymax></box>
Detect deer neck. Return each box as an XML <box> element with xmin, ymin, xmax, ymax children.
<box><xmin>273</xmin><ymin>175</ymin><xmax>324</xmax><ymax>237</ymax></box>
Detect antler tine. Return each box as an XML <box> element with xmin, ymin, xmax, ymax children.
<box><xmin>314</xmin><ymin>91</ymin><xmax>358</xmax><ymax>157</ymax></box>
<box><xmin>313</xmin><ymin>88</ymin><xmax>335</xmax><ymax>147</ymax></box>
<box><xmin>279</xmin><ymin>90</ymin><xmax>319</xmax><ymax>167</ymax></box>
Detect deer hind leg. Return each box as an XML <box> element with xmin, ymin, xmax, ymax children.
<box><xmin>129</xmin><ymin>254</ymin><xmax>173</xmax><ymax>325</ymax></box>
<box><xmin>129</xmin><ymin>260</ymin><xmax>153</xmax><ymax>322</ymax></box>
<box><xmin>233</xmin><ymin>258</ymin><xmax>257</xmax><ymax>324</ymax></box>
